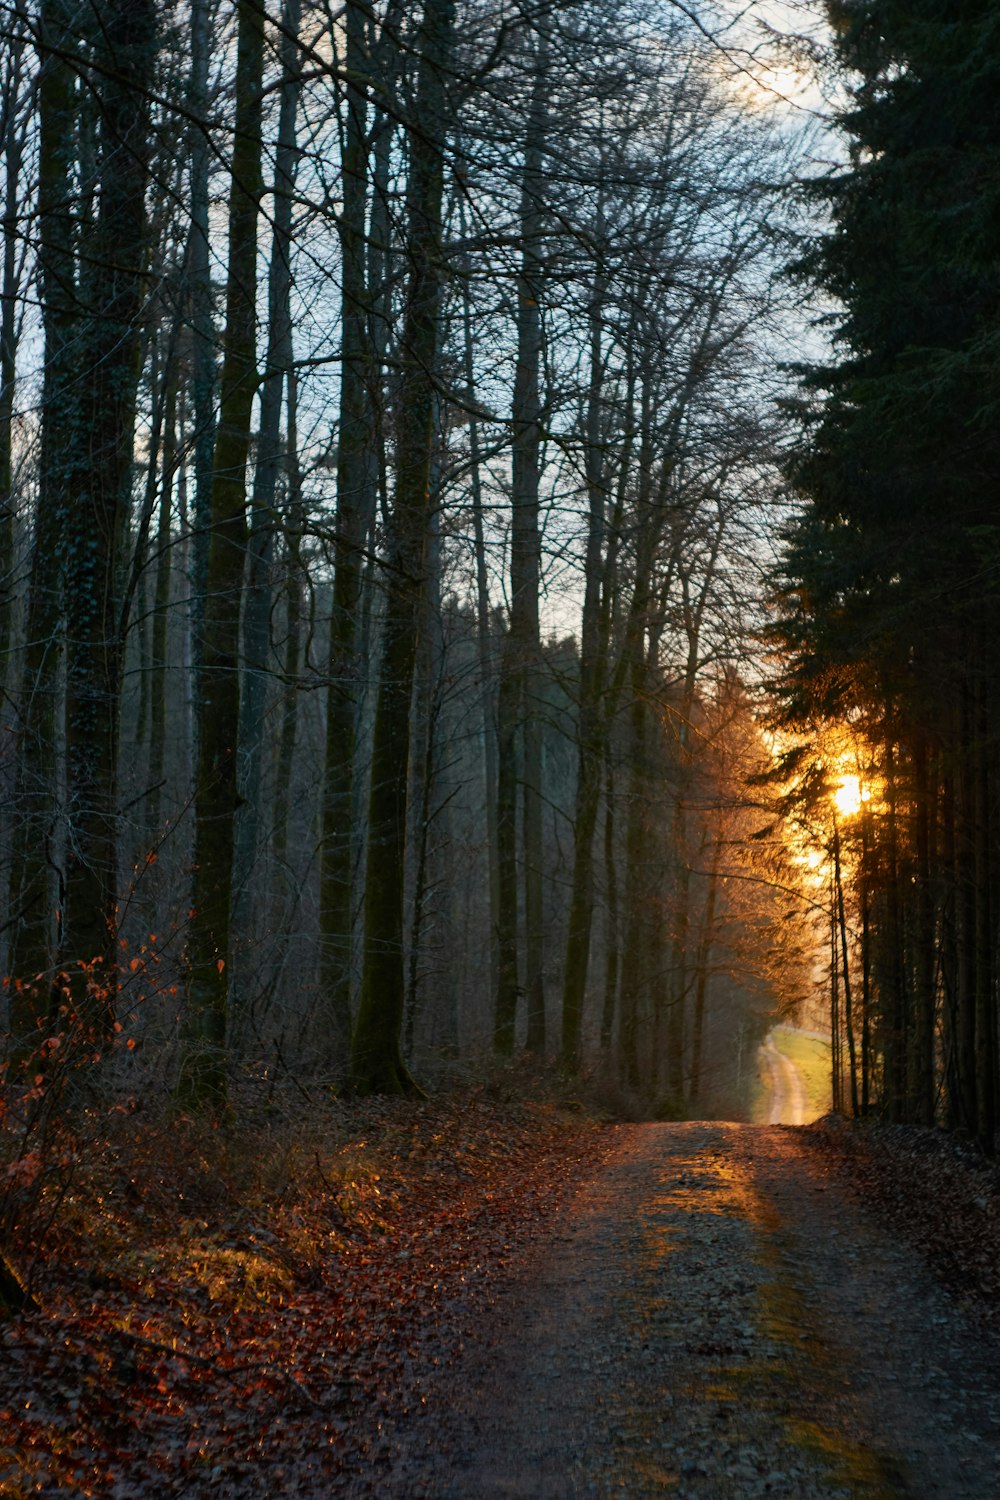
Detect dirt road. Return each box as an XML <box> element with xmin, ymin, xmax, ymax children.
<box><xmin>760</xmin><ymin>1036</ymin><xmax>809</xmax><ymax>1125</ymax></box>
<box><xmin>366</xmin><ymin>1123</ymin><xmax>1000</xmax><ymax>1499</ymax></box>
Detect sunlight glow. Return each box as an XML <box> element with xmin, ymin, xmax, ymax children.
<box><xmin>833</xmin><ymin>774</ymin><xmax>868</xmax><ymax>819</ymax></box>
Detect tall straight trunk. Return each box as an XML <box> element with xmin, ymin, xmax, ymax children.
<box><xmin>955</xmin><ymin>679</ymin><xmax>978</xmax><ymax>1130</ymax></box>
<box><xmin>187</xmin><ymin>0</ymin><xmax>216</xmax><ymax>692</ymax></box>
<box><xmin>131</xmin><ymin>344</ymin><xmax>158</xmax><ymax>762</ymax></box>
<box><xmin>616</xmin><ymin>565</ymin><xmax>663</xmax><ymax>1092</ymax></box>
<box><xmin>909</xmin><ymin>736</ymin><xmax>936</xmax><ymax>1125</ymax></box>
<box><xmin>860</xmin><ymin>804</ymin><xmax>873</xmax><ymax>1115</ymax></box>
<box><xmin>0</xmin><ymin>26</ymin><xmax>27</xmax><ymax>681</ymax></box>
<box><xmin>689</xmin><ymin>824</ymin><xmax>722</xmax><ymax>1110</ymax></box>
<box><xmin>972</xmin><ymin>670</ymin><xmax>996</xmax><ymax>1147</ymax></box>
<box><xmin>671</xmin><ymin>549</ymin><xmax>720</xmax><ymax>1100</ymax></box>
<box><xmin>146</xmin><ymin>375</ymin><xmax>178</xmax><ymax>842</ymax></box>
<box><xmin>596</xmin><ymin>358</ymin><xmax>637</xmax><ymax>1059</ymax></box>
<box><xmin>7</xmin><ymin>0</ymin><xmax>77</xmax><ymax>1049</ymax></box>
<box><xmin>272</xmin><ymin>452</ymin><xmax>303</xmax><ymax>873</ymax></box>
<box><xmin>345</xmin><ymin>5</ymin><xmax>404</xmax><ymax>851</ymax></box>
<box><xmin>832</xmin><ymin>812</ymin><xmax>859</xmax><ymax>1118</ymax></box>
<box><xmin>600</xmin><ymin>743</ymin><xmax>619</xmax><ymax>1050</ymax></box>
<box><xmin>562</xmin><ymin>220</ymin><xmax>608</xmax><ymax>1071</ymax></box>
<box><xmin>319</xmin><ymin>0</ymin><xmax>373</xmax><ymax>1066</ymax></box>
<box><xmin>830</xmin><ymin>867</ymin><xmax>840</xmax><ymax>1114</ymax></box>
<box><xmin>496</xmin><ymin>42</ymin><xmax>547</xmax><ymax>1055</ymax></box>
<box><xmin>666</xmin><ymin>795</ymin><xmax>691</xmax><ymax>1108</ymax></box>
<box><xmin>939</xmin><ymin>758</ymin><xmax>960</xmax><ymax>1127</ymax></box>
<box><xmin>494</xmin><ymin>669</ymin><xmax>520</xmax><ymax>1052</ymax></box>
<box><xmin>231</xmin><ymin>0</ymin><xmax>301</xmax><ymax>1013</ymax></box>
<box><xmin>127</xmin><ymin>315</ymin><xmax>182</xmax><ymax>773</ymax></box>
<box><xmin>881</xmin><ymin>733</ymin><xmax>908</xmax><ymax>1121</ymax></box>
<box><xmin>60</xmin><ymin>0</ymin><xmax>154</xmax><ymax>1021</ymax></box>
<box><xmin>404</xmin><ymin>494</ymin><xmax>443</xmax><ymax>1059</ymax></box>
<box><xmin>0</xmin><ymin>15</ymin><xmax>24</xmax><ymax>947</ymax></box>
<box><xmin>353</xmin><ymin>0</ymin><xmax>404</xmax><ymax>683</ymax></box>
<box><xmin>611</xmin><ymin>378</ymin><xmax>673</xmax><ymax>1094</ymax></box>
<box><xmin>350</xmin><ymin>0</ymin><xmax>455</xmax><ymax>1096</ymax></box>
<box><xmin>459</xmin><ymin>200</ymin><xmax>500</xmax><ymax>1004</ymax></box>
<box><xmin>618</xmin><ymin>647</ymin><xmax>649</xmax><ymax>1093</ymax></box>
<box><xmin>180</xmin><ymin>0</ymin><xmax>263</xmax><ymax>1108</ymax></box>
<box><xmin>230</xmin><ymin>508</ymin><xmax>272</xmax><ymax>979</ymax></box>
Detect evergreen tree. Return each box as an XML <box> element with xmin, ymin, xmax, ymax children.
<box><xmin>772</xmin><ymin>0</ymin><xmax>1000</xmax><ymax>1144</ymax></box>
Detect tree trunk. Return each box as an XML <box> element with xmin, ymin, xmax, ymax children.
<box><xmin>955</xmin><ymin>680</ymin><xmax>978</xmax><ymax>1131</ymax></box>
<box><xmin>562</xmin><ymin>215</ymin><xmax>608</xmax><ymax>1072</ymax></box>
<box><xmin>186</xmin><ymin>0</ymin><xmax>216</xmax><ymax>696</ymax></box>
<box><xmin>0</xmin><ymin>25</ymin><xmax>27</xmax><ymax>687</ymax></box>
<box><xmin>459</xmin><ymin>193</ymin><xmax>501</xmax><ymax>1012</ymax></box>
<box><xmin>600</xmin><ymin>744</ymin><xmax>619</xmax><ymax>1051</ymax></box>
<box><xmin>180</xmin><ymin>0</ymin><xmax>263</xmax><ymax>1109</ymax></box>
<box><xmin>405</xmin><ymin>493</ymin><xmax>444</xmax><ymax>1060</ymax></box>
<box><xmin>496</xmin><ymin>38</ymin><xmax>547</xmax><ymax>1056</ymax></box>
<box><xmin>972</xmin><ymin>671</ymin><xmax>996</xmax><ymax>1147</ymax></box>
<box><xmin>60</xmin><ymin>0</ymin><xmax>154</xmax><ymax>1028</ymax></box>
<box><xmin>271</xmin><ymin>467</ymin><xmax>303</xmax><ymax>874</ymax></box>
<box><xmin>611</xmin><ymin>380</ymin><xmax>673</xmax><ymax>1095</ymax></box>
<box><xmin>880</xmin><ymin>732</ymin><xmax>908</xmax><ymax>1121</ymax></box>
<box><xmin>689</xmin><ymin>823</ymin><xmax>721</xmax><ymax>1111</ymax></box>
<box><xmin>350</xmin><ymin>0</ymin><xmax>455</xmax><ymax>1097</ymax></box>
<box><xmin>319</xmin><ymin>0</ymin><xmax>374</xmax><ymax>1069</ymax></box>
<box><xmin>618</xmin><ymin>649</ymin><xmax>649</xmax><ymax>1093</ymax></box>
<box><xmin>146</xmin><ymin>373</ymin><xmax>178</xmax><ymax>844</ymax></box>
<box><xmin>909</xmin><ymin>736</ymin><xmax>936</xmax><ymax>1125</ymax></box>
<box><xmin>832</xmin><ymin>811</ymin><xmax>859</xmax><ymax>1118</ymax></box>
<box><xmin>231</xmin><ymin>0</ymin><xmax>301</xmax><ymax>1031</ymax></box>
<box><xmin>7</xmin><ymin>0</ymin><xmax>77</xmax><ymax>1058</ymax></box>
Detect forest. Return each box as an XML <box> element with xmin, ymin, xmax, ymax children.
<box><xmin>0</xmin><ymin>0</ymin><xmax>999</xmax><ymax>1316</ymax></box>
<box><xmin>3</xmin><ymin>0</ymin><xmax>1000</xmax><ymax>1491</ymax></box>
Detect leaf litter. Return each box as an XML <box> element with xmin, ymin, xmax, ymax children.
<box><xmin>0</xmin><ymin>1083</ymin><xmax>608</xmax><ymax>1497</ymax></box>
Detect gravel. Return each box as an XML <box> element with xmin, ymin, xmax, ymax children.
<box><xmin>350</xmin><ymin>1122</ymin><xmax>1000</xmax><ymax>1498</ymax></box>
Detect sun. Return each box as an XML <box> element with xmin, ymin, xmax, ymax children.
<box><xmin>833</xmin><ymin>774</ymin><xmax>866</xmax><ymax>819</ymax></box>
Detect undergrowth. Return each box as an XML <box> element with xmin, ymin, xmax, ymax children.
<box><xmin>0</xmin><ymin>1058</ymin><xmax>615</xmax><ymax>1493</ymax></box>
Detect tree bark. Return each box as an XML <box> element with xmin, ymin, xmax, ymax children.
<box><xmin>186</xmin><ymin>0</ymin><xmax>216</xmax><ymax>696</ymax></box>
<box><xmin>271</xmin><ymin>461</ymin><xmax>303</xmax><ymax>875</ymax></box>
<box><xmin>689</xmin><ymin>822</ymin><xmax>721</xmax><ymax>1110</ymax></box>
<box><xmin>909</xmin><ymin>736</ymin><xmax>936</xmax><ymax>1125</ymax></box>
<box><xmin>832</xmin><ymin>811</ymin><xmax>859</xmax><ymax>1118</ymax></box>
<box><xmin>7</xmin><ymin>0</ymin><xmax>77</xmax><ymax>1057</ymax></box>
<box><xmin>0</xmin><ymin>22</ymin><xmax>27</xmax><ymax>687</ymax></box>
<box><xmin>562</xmin><ymin>207</ymin><xmax>608</xmax><ymax>1072</ymax></box>
<box><xmin>350</xmin><ymin>0</ymin><xmax>455</xmax><ymax>1096</ymax></box>
<box><xmin>60</xmin><ymin>0</ymin><xmax>155</xmax><ymax>1028</ymax></box>
<box><xmin>459</xmin><ymin>195</ymin><xmax>501</xmax><ymax>1010</ymax></box>
<box><xmin>319</xmin><ymin>0</ymin><xmax>374</xmax><ymax>1069</ymax></box>
<box><xmin>145</xmin><ymin>372</ymin><xmax>178</xmax><ymax>844</ymax></box>
<box><xmin>180</xmin><ymin>0</ymin><xmax>263</xmax><ymax>1110</ymax></box>
<box><xmin>496</xmin><ymin>36</ymin><xmax>547</xmax><ymax>1056</ymax></box>
<box><xmin>231</xmin><ymin>0</ymin><xmax>302</xmax><ymax>1027</ymax></box>
<box><xmin>972</xmin><ymin>671</ymin><xmax>996</xmax><ymax>1147</ymax></box>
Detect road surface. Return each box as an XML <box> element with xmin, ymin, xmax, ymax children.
<box><xmin>367</xmin><ymin>1123</ymin><xmax>1000</xmax><ymax>1499</ymax></box>
<box><xmin>760</xmin><ymin>1034</ymin><xmax>809</xmax><ymax>1124</ymax></box>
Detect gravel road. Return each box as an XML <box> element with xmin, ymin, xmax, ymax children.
<box><xmin>363</xmin><ymin>1122</ymin><xmax>1000</xmax><ymax>1499</ymax></box>
<box><xmin>760</xmin><ymin>1039</ymin><xmax>809</xmax><ymax>1125</ymax></box>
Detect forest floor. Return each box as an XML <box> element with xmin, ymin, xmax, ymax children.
<box><xmin>1</xmin><ymin>1081</ymin><xmax>999</xmax><ymax>1497</ymax></box>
